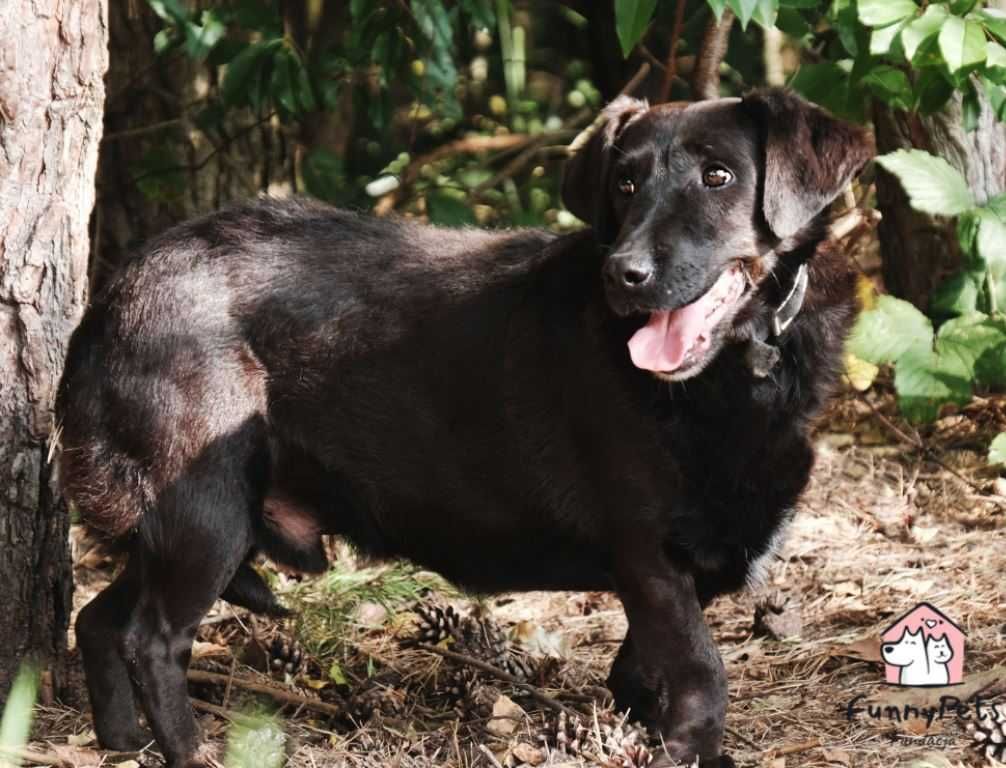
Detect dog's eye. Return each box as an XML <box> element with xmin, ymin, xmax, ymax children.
<box><xmin>617</xmin><ymin>178</ymin><xmax>636</xmax><ymax>196</ymax></box>
<box><xmin>702</xmin><ymin>166</ymin><xmax>733</xmax><ymax>188</ymax></box>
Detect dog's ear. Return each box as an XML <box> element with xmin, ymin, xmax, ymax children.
<box><xmin>561</xmin><ymin>96</ymin><xmax>648</xmax><ymax>240</ymax></box>
<box><xmin>742</xmin><ymin>89</ymin><xmax>873</xmax><ymax>240</ymax></box>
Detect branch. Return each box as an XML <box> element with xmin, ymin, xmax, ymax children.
<box><xmin>691</xmin><ymin>8</ymin><xmax>735</xmax><ymax>100</ymax></box>
<box><xmin>659</xmin><ymin>0</ymin><xmax>688</xmax><ymax>102</ymax></box>
<box><xmin>416</xmin><ymin>642</ymin><xmax>581</xmax><ymax>718</ymax></box>
<box><xmin>186</xmin><ymin>668</ymin><xmax>344</xmax><ymax>718</ymax></box>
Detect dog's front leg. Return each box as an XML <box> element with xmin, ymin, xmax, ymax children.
<box><xmin>613</xmin><ymin>538</ymin><xmax>732</xmax><ymax>767</ymax></box>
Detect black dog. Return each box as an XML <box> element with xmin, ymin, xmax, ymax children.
<box><xmin>57</xmin><ymin>88</ymin><xmax>870</xmax><ymax>768</ymax></box>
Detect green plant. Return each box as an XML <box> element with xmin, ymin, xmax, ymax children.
<box><xmin>0</xmin><ymin>665</ymin><xmax>39</xmax><ymax>768</ymax></box>
<box><xmin>849</xmin><ymin>150</ymin><xmax>1006</xmax><ymax>424</ymax></box>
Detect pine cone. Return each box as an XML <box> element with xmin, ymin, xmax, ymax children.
<box><xmin>415</xmin><ymin>604</ymin><xmax>462</xmax><ymax>645</ymax></box>
<box><xmin>268</xmin><ymin>636</ymin><xmax>304</xmax><ymax>678</ymax></box>
<box><xmin>539</xmin><ymin>710</ymin><xmax>589</xmax><ymax>756</ymax></box>
<box><xmin>348</xmin><ymin>685</ymin><xmax>402</xmax><ymax>723</ymax></box>
<box><xmin>970</xmin><ymin>701</ymin><xmax>1006</xmax><ymax>761</ymax></box>
<box><xmin>600</xmin><ymin>720</ymin><xmax>653</xmax><ymax>767</ymax></box>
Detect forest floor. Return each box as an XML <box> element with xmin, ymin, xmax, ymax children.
<box><xmin>32</xmin><ymin>385</ymin><xmax>1006</xmax><ymax>768</ymax></box>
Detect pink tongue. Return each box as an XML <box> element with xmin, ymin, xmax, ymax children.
<box><xmin>627</xmin><ymin>269</ymin><xmax>739</xmax><ymax>373</ymax></box>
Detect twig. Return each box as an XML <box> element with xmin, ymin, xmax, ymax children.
<box><xmin>478</xmin><ymin>744</ymin><xmax>505</xmax><ymax>768</ymax></box>
<box><xmin>191</xmin><ymin>697</ymin><xmax>240</xmax><ymax>722</ymax></box>
<box><xmin>691</xmin><ymin>8</ymin><xmax>734</xmax><ymax>100</ymax></box>
<box><xmin>103</xmin><ymin>117</ymin><xmax>185</xmax><ymax>143</ymax></box>
<box><xmin>659</xmin><ymin>0</ymin><xmax>688</xmax><ymax>102</ymax></box>
<box><xmin>619</xmin><ymin>61</ymin><xmax>652</xmax><ymax>101</ymax></box>
<box><xmin>186</xmin><ymin>668</ymin><xmax>344</xmax><ymax>718</ymax></box>
<box><xmin>373</xmin><ymin>134</ymin><xmax>532</xmax><ymax>216</ymax></box>
<box><xmin>128</xmin><ymin>112</ymin><xmax>278</xmax><ymax>187</ymax></box>
<box><xmin>724</xmin><ymin>725</ymin><xmax>759</xmax><ymax>751</ymax></box>
<box><xmin>416</xmin><ymin>642</ymin><xmax>580</xmax><ymax>718</ymax></box>
<box><xmin>0</xmin><ymin>745</ymin><xmax>148</xmax><ymax>766</ymax></box>
<box><xmin>769</xmin><ymin>737</ymin><xmax>822</xmax><ymax>757</ymax></box>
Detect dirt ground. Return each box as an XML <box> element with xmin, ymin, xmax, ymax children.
<box><xmin>30</xmin><ymin>386</ymin><xmax>1006</xmax><ymax>768</ymax></box>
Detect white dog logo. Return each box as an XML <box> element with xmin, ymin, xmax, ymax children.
<box><xmin>882</xmin><ymin>627</ymin><xmax>956</xmax><ymax>686</ymax></box>
<box><xmin>881</xmin><ymin>602</ymin><xmax>965</xmax><ymax>686</ymax></box>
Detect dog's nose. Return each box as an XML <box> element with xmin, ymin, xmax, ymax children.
<box><xmin>607</xmin><ymin>255</ymin><xmax>654</xmax><ymax>289</ymax></box>
<box><xmin>883</xmin><ymin>645</ymin><xmax>893</xmax><ymax>654</ymax></box>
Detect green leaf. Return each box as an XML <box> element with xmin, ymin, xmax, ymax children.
<box><xmin>988</xmin><ymin>193</ymin><xmax>1006</xmax><ymax>219</ymax></box>
<box><xmin>988</xmin><ymin>432</ymin><xmax>1006</xmax><ymax>464</ymax></box>
<box><xmin>426</xmin><ymin>191</ymin><xmax>476</xmax><ymax>226</ymax></box>
<box><xmin>875</xmin><ymin>149</ymin><xmax>975</xmax><ymax>217</ymax></box>
<box><xmin>934</xmin><ymin>313</ymin><xmax>1006</xmax><ymax>381</ymax></box>
<box><xmin>707</xmin><ymin>0</ymin><xmax>730</xmax><ymax>21</ymax></box>
<box><xmin>614</xmin><ymin>0</ymin><xmax>658</xmax><ymax>57</ymax></box>
<box><xmin>789</xmin><ymin>61</ymin><xmax>854</xmax><ymax>117</ymax></box>
<box><xmin>303</xmin><ymin>149</ymin><xmax>346</xmax><ymax>203</ymax></box>
<box><xmin>857</xmin><ymin>0</ymin><xmax>917</xmax><ymax>28</ymax></box>
<box><xmin>752</xmin><ymin>0</ymin><xmax>779</xmax><ymax>30</ymax></box>
<box><xmin>780</xmin><ymin>0</ymin><xmax>819</xmax><ymax>7</ymax></box>
<box><xmin>901</xmin><ymin>3</ymin><xmax>949</xmax><ymax>62</ymax></box>
<box><xmin>728</xmin><ymin>0</ymin><xmax>759</xmax><ymax>29</ymax></box>
<box><xmin>977</xmin><ymin>209</ymin><xmax>1006</xmax><ymax>309</ymax></box>
<box><xmin>776</xmin><ymin>8</ymin><xmax>811</xmax><ymax>38</ymax></box>
<box><xmin>931</xmin><ymin>271</ymin><xmax>982</xmax><ymax>317</ymax></box>
<box><xmin>870</xmin><ymin>19</ymin><xmax>908</xmax><ymax>56</ymax></box>
<box><xmin>153</xmin><ymin>27</ymin><xmax>178</xmax><ymax>54</ymax></box>
<box><xmin>460</xmin><ymin>0</ymin><xmax>495</xmax><ymax>28</ymax></box>
<box><xmin>939</xmin><ymin>16</ymin><xmax>988</xmax><ymax>73</ymax></box>
<box><xmin>848</xmin><ymin>295</ymin><xmax>934</xmax><ymax>365</ymax></box>
<box><xmin>147</xmin><ymin>0</ymin><xmax>188</xmax><ymax>24</ymax></box>
<box><xmin>988</xmin><ymin>41</ymin><xmax>1006</xmax><ymax>71</ymax></box>
<box><xmin>894</xmin><ymin>348</ymin><xmax>971</xmax><ymax>422</ymax></box>
<box><xmin>861</xmin><ymin>65</ymin><xmax>913</xmax><ymax>109</ymax></box>
<box><xmin>958</xmin><ymin>210</ymin><xmax>984</xmax><ymax>260</ymax></box>
<box><xmin>328</xmin><ymin>661</ymin><xmax>349</xmax><ymax>685</ymax></box>
<box><xmin>222</xmin><ymin>40</ymin><xmax>278</xmax><ymax>107</ymax></box>
<box><xmin>0</xmin><ymin>665</ymin><xmax>39</xmax><ymax>763</ymax></box>
<box><xmin>962</xmin><ymin>80</ymin><xmax>983</xmax><ymax>133</ymax></box>
<box><xmin>183</xmin><ymin>10</ymin><xmax>226</xmax><ymax>60</ymax></box>
<box><xmin>271</xmin><ymin>49</ymin><xmax>297</xmax><ymax>115</ymax></box>
<box><xmin>980</xmin><ymin>9</ymin><xmax>1006</xmax><ymax>46</ymax></box>
<box><xmin>914</xmin><ymin>68</ymin><xmax>955</xmax><ymax>114</ymax></box>
<box><xmin>830</xmin><ymin>0</ymin><xmax>859</xmax><ymax>56</ymax></box>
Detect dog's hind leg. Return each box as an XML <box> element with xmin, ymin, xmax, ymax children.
<box><xmin>121</xmin><ymin>423</ymin><xmax>264</xmax><ymax>768</ymax></box>
<box><xmin>221</xmin><ymin>559</ymin><xmax>289</xmax><ymax>617</ymax></box>
<box><xmin>75</xmin><ymin>557</ymin><xmax>151</xmax><ymax>751</ymax></box>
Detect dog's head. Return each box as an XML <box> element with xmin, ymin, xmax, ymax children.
<box><xmin>562</xmin><ymin>88</ymin><xmax>871</xmax><ymax>380</ymax></box>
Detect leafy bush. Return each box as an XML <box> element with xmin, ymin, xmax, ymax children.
<box><xmin>850</xmin><ymin>152</ymin><xmax>1006</xmax><ymax>423</ymax></box>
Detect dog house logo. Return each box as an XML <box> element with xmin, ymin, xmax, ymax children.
<box><xmin>881</xmin><ymin>602</ymin><xmax>965</xmax><ymax>687</ymax></box>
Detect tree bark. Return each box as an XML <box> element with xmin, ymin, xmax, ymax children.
<box><xmin>874</xmin><ymin>88</ymin><xmax>1006</xmax><ymax>310</ymax></box>
<box><xmin>0</xmin><ymin>0</ymin><xmax>108</xmax><ymax>697</ymax></box>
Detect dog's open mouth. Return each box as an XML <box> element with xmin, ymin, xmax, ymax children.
<box><xmin>628</xmin><ymin>264</ymin><xmax>748</xmax><ymax>376</ymax></box>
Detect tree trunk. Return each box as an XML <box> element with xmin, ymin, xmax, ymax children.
<box><xmin>874</xmin><ymin>89</ymin><xmax>1006</xmax><ymax>309</ymax></box>
<box><xmin>0</xmin><ymin>0</ymin><xmax>108</xmax><ymax>698</ymax></box>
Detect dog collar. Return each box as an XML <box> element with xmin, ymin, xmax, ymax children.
<box><xmin>771</xmin><ymin>263</ymin><xmax>808</xmax><ymax>337</ymax></box>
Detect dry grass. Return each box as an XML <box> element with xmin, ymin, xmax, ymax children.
<box><xmin>32</xmin><ymin>388</ymin><xmax>1006</xmax><ymax>768</ymax></box>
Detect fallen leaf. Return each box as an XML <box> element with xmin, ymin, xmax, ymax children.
<box><xmin>486</xmin><ymin>694</ymin><xmax>525</xmax><ymax>737</ymax></box>
<box><xmin>830</xmin><ymin>635</ymin><xmax>882</xmax><ymax>663</ymax></box>
<box><xmin>511</xmin><ymin>622</ymin><xmax>572</xmax><ymax>659</ymax></box>
<box><xmin>827</xmin><ymin>581</ymin><xmax>862</xmax><ymax>597</ymax></box>
<box><xmin>66</xmin><ymin>730</ymin><xmax>95</xmax><ymax>747</ymax></box>
<box><xmin>821</xmin><ymin>747</ymin><xmax>851</xmax><ymax>765</ymax></box>
<box><xmin>512</xmin><ymin>742</ymin><xmax>545</xmax><ymax>765</ymax></box>
<box><xmin>355</xmin><ymin>601</ymin><xmax>388</xmax><ymax>627</ymax></box>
